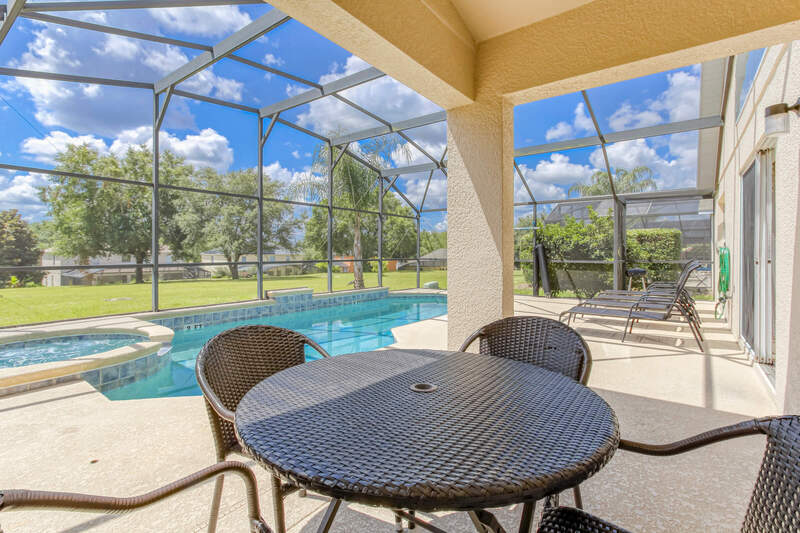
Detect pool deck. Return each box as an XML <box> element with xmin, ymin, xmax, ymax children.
<box><xmin>0</xmin><ymin>295</ymin><xmax>778</xmax><ymax>532</ymax></box>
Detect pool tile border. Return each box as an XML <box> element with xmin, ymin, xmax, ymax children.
<box><xmin>147</xmin><ymin>287</ymin><xmax>392</xmax><ymax>331</ymax></box>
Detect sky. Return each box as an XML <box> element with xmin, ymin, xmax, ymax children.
<box><xmin>0</xmin><ymin>3</ymin><xmax>761</xmax><ymax>237</ymax></box>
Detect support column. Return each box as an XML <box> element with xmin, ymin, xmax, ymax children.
<box><xmin>257</xmin><ymin>114</ymin><xmax>279</xmax><ymax>299</ymax></box>
<box><xmin>257</xmin><ymin>116</ymin><xmax>264</xmax><ymax>300</ymax></box>
<box><xmin>613</xmin><ymin>198</ymin><xmax>626</xmax><ymax>290</ymax></box>
<box><xmin>378</xmin><ymin>173</ymin><xmax>383</xmax><ymax>286</ymax></box>
<box><xmin>416</xmin><ymin>215</ymin><xmax>421</xmax><ymax>289</ymax></box>
<box><xmin>446</xmin><ymin>96</ymin><xmax>515</xmax><ymax>350</ymax></box>
<box><xmin>327</xmin><ymin>143</ymin><xmax>334</xmax><ymax>293</ymax></box>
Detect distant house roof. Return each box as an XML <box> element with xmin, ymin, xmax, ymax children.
<box><xmin>421</xmin><ymin>248</ymin><xmax>447</xmax><ymax>260</ymax></box>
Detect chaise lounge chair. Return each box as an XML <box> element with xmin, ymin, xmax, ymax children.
<box><xmin>559</xmin><ymin>261</ymin><xmax>705</xmax><ymax>351</ymax></box>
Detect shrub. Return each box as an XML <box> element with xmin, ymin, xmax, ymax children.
<box><xmin>626</xmin><ymin>228</ymin><xmax>682</xmax><ymax>281</ymax></box>
<box><xmin>516</xmin><ymin>208</ymin><xmax>684</xmax><ymax>296</ymax></box>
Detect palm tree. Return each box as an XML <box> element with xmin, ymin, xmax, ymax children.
<box><xmin>292</xmin><ymin>134</ymin><xmax>410</xmax><ymax>289</ymax></box>
<box><xmin>569</xmin><ymin>166</ymin><xmax>657</xmax><ymax>197</ymax></box>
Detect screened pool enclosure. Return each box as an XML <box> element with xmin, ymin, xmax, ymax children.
<box><xmin>0</xmin><ymin>0</ymin><xmax>720</xmax><ymax>320</ymax></box>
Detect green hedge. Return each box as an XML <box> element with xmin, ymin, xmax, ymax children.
<box><xmin>516</xmin><ymin>208</ymin><xmax>683</xmax><ymax>297</ymax></box>
<box><xmin>626</xmin><ymin>228</ymin><xmax>681</xmax><ymax>281</ymax></box>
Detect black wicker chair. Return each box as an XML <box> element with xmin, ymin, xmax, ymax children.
<box><xmin>459</xmin><ymin>316</ymin><xmax>592</xmax><ymax>385</ymax></box>
<box><xmin>537</xmin><ymin>416</ymin><xmax>800</xmax><ymax>533</ymax></box>
<box><xmin>0</xmin><ymin>461</ymin><xmax>270</xmax><ymax>533</ymax></box>
<box><xmin>460</xmin><ymin>316</ymin><xmax>592</xmax><ymax>531</ymax></box>
<box><xmin>195</xmin><ymin>325</ymin><xmax>332</xmax><ymax>533</ymax></box>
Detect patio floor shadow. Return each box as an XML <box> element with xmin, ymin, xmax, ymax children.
<box><xmin>0</xmin><ymin>296</ymin><xmax>777</xmax><ymax>532</ymax></box>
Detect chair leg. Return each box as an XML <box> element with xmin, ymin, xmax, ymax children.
<box><xmin>316</xmin><ymin>499</ymin><xmax>342</xmax><ymax>533</ymax></box>
<box><xmin>572</xmin><ymin>486</ymin><xmax>583</xmax><ymax>509</ymax></box>
<box><xmin>207</xmin><ymin>474</ymin><xmax>225</xmax><ymax>533</ymax></box>
<box><xmin>468</xmin><ymin>511</ymin><xmax>486</xmax><ymax>532</ymax></box>
<box><xmin>518</xmin><ymin>500</ymin><xmax>536</xmax><ymax>533</ymax></box>
<box><xmin>395</xmin><ymin>512</ymin><xmax>404</xmax><ymax>532</ymax></box>
<box><xmin>271</xmin><ymin>475</ymin><xmax>287</xmax><ymax>533</ymax></box>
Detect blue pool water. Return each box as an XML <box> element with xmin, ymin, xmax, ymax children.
<box><xmin>0</xmin><ymin>334</ymin><xmax>147</xmax><ymax>369</ymax></box>
<box><xmin>104</xmin><ymin>295</ymin><xmax>447</xmax><ymax>400</ymax></box>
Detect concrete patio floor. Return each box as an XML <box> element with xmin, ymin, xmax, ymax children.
<box><xmin>0</xmin><ymin>296</ymin><xmax>778</xmax><ymax>532</ymax></box>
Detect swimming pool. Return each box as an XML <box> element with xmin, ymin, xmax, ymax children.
<box><xmin>104</xmin><ymin>295</ymin><xmax>446</xmax><ymax>400</ymax></box>
<box><xmin>0</xmin><ymin>334</ymin><xmax>147</xmax><ymax>369</ymax></box>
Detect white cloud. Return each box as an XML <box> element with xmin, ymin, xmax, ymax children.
<box><xmin>0</xmin><ymin>172</ymin><xmax>50</xmax><ymax>221</ymax></box>
<box><xmin>520</xmin><ymin>153</ymin><xmax>594</xmax><ymax>187</ymax></box>
<box><xmin>93</xmin><ymin>34</ymin><xmax>141</xmax><ymax>60</ymax></box>
<box><xmin>608</xmin><ymin>103</ymin><xmax>663</xmax><ymax>131</ymax></box>
<box><xmin>291</xmin><ymin>150</ymin><xmax>301</xmax><ymax>159</ymax></box>
<box><xmin>21</xmin><ymin>126</ymin><xmax>235</xmax><ymax>172</ymax></box>
<box><xmin>607</xmin><ymin>68</ymin><xmax>699</xmax><ymax>131</ymax></box>
<box><xmin>404</xmin><ymin>172</ymin><xmax>446</xmax><ymax>209</ymax></box>
<box><xmin>148</xmin><ymin>6</ymin><xmax>252</xmax><ymax>37</ymax></box>
<box><xmin>514</xmin><ymin>154</ymin><xmax>597</xmax><ymax>201</ymax></box>
<box><xmin>650</xmin><ymin>70</ymin><xmax>700</xmax><ymax>122</ymax></box>
<box><xmin>142</xmin><ymin>45</ymin><xmax>243</xmax><ymax>101</ymax></box>
<box><xmin>390</xmin><ymin>140</ymin><xmax>446</xmax><ymax>168</ymax></box>
<box><xmin>262</xmin><ymin>161</ymin><xmax>308</xmax><ymax>185</ymax></box>
<box><xmin>590</xmin><ymin>133</ymin><xmax>697</xmax><ymax>190</ymax></box>
<box><xmin>296</xmin><ymin>55</ymin><xmax>443</xmax><ymax>139</ymax></box>
<box><xmin>6</xmin><ymin>20</ymin><xmax>243</xmax><ymax>136</ymax></box>
<box><xmin>545</xmin><ymin>121</ymin><xmax>573</xmax><ymax>141</ymax></box>
<box><xmin>21</xmin><ymin>131</ymin><xmax>109</xmax><ymax>164</ymax></box>
<box><xmin>544</xmin><ymin>102</ymin><xmax>595</xmax><ymax>141</ymax></box>
<box><xmin>110</xmin><ymin>126</ymin><xmax>234</xmax><ymax>172</ymax></box>
<box><xmin>264</xmin><ymin>53</ymin><xmax>285</xmax><ymax>67</ymax></box>
<box><xmin>573</xmin><ymin>102</ymin><xmax>594</xmax><ymax>133</ymax></box>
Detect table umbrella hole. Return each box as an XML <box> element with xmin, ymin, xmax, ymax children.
<box><xmin>410</xmin><ymin>383</ymin><xmax>437</xmax><ymax>393</ymax></box>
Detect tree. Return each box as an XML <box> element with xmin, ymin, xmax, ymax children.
<box><xmin>293</xmin><ymin>135</ymin><xmax>410</xmax><ymax>288</ymax></box>
<box><xmin>40</xmin><ymin>144</ymin><xmax>181</xmax><ymax>283</ymax></box>
<box><xmin>568</xmin><ymin>166</ymin><xmax>656</xmax><ymax>197</ymax></box>
<box><xmin>195</xmin><ymin>168</ymin><xmax>300</xmax><ymax>279</ymax></box>
<box><xmin>420</xmin><ymin>230</ymin><xmax>446</xmax><ymax>256</ymax></box>
<box><xmin>0</xmin><ymin>210</ymin><xmax>42</xmax><ymax>287</ymax></box>
<box><xmin>302</xmin><ymin>193</ymin><xmax>416</xmax><ymax>273</ymax></box>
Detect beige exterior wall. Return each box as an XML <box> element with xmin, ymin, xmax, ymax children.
<box><xmin>445</xmin><ymin>96</ymin><xmax>515</xmax><ymax>349</ymax></box>
<box><xmin>715</xmin><ymin>41</ymin><xmax>800</xmax><ymax>413</ymax></box>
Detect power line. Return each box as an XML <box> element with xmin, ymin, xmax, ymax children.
<box><xmin>0</xmin><ymin>94</ymin><xmax>60</xmax><ymax>154</ymax></box>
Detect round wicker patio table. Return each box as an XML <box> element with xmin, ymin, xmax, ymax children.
<box><xmin>235</xmin><ymin>349</ymin><xmax>619</xmax><ymax>511</ymax></box>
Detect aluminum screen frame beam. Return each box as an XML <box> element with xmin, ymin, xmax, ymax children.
<box><xmin>154</xmin><ymin>9</ymin><xmax>289</xmax><ymax>94</ymax></box>
<box><xmin>15</xmin><ymin>0</ymin><xmax>263</xmax><ymax>11</ymax></box>
<box><xmin>0</xmin><ymin>0</ymin><xmax>23</xmax><ymax>47</ymax></box>
<box><xmin>0</xmin><ymin>66</ymin><xmax>153</xmax><ymax>89</ymax></box>
<box><xmin>258</xmin><ymin>66</ymin><xmax>384</xmax><ymax>117</ymax></box>
<box><xmin>21</xmin><ymin>12</ymin><xmax>320</xmax><ymax>89</ymax></box>
<box><xmin>22</xmin><ymin>11</ymin><xmax>211</xmax><ymax>51</ymax></box>
<box><xmin>329</xmin><ymin>111</ymin><xmax>446</xmax><ymax>146</ymax></box>
<box><xmin>514</xmin><ymin>115</ymin><xmax>723</xmax><ymax>158</ymax></box>
<box><xmin>378</xmin><ymin>162</ymin><xmax>438</xmax><ymax>178</ymax></box>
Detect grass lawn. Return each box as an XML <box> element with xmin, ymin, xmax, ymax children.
<box><xmin>0</xmin><ymin>268</ymin><xmax>706</xmax><ymax>327</ymax></box>
<box><xmin>0</xmin><ymin>270</ymin><xmax>448</xmax><ymax>327</ymax></box>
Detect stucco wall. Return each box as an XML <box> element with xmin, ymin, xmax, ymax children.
<box><xmin>715</xmin><ymin>42</ymin><xmax>800</xmax><ymax>413</ymax></box>
<box><xmin>446</xmin><ymin>97</ymin><xmax>515</xmax><ymax>349</ymax></box>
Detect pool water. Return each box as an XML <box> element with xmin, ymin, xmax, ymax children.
<box><xmin>104</xmin><ymin>295</ymin><xmax>447</xmax><ymax>400</ymax></box>
<box><xmin>0</xmin><ymin>334</ymin><xmax>147</xmax><ymax>369</ymax></box>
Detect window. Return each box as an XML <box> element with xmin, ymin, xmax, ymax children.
<box><xmin>736</xmin><ymin>48</ymin><xmax>765</xmax><ymax>119</ymax></box>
